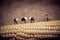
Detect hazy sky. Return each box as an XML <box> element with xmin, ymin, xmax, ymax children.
<box><xmin>0</xmin><ymin>0</ymin><xmax>60</xmax><ymax>26</ymax></box>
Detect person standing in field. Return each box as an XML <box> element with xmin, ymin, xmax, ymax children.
<box><xmin>45</xmin><ymin>14</ymin><xmax>50</xmax><ymax>21</ymax></box>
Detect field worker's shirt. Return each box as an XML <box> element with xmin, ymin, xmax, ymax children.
<box><xmin>29</xmin><ymin>17</ymin><xmax>33</xmax><ymax>20</ymax></box>
<box><xmin>24</xmin><ymin>17</ymin><xmax>27</xmax><ymax>20</ymax></box>
<box><xmin>16</xmin><ymin>18</ymin><xmax>18</xmax><ymax>21</ymax></box>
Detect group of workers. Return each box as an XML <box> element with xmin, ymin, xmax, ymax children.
<box><xmin>13</xmin><ymin>16</ymin><xmax>35</xmax><ymax>24</ymax></box>
<box><xmin>13</xmin><ymin>14</ymin><xmax>50</xmax><ymax>24</ymax></box>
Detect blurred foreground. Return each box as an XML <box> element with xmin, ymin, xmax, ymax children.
<box><xmin>0</xmin><ymin>20</ymin><xmax>60</xmax><ymax>40</ymax></box>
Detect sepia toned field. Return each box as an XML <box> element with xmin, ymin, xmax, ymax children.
<box><xmin>0</xmin><ymin>20</ymin><xmax>60</xmax><ymax>40</ymax></box>
<box><xmin>0</xmin><ymin>0</ymin><xmax>60</xmax><ymax>40</ymax></box>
